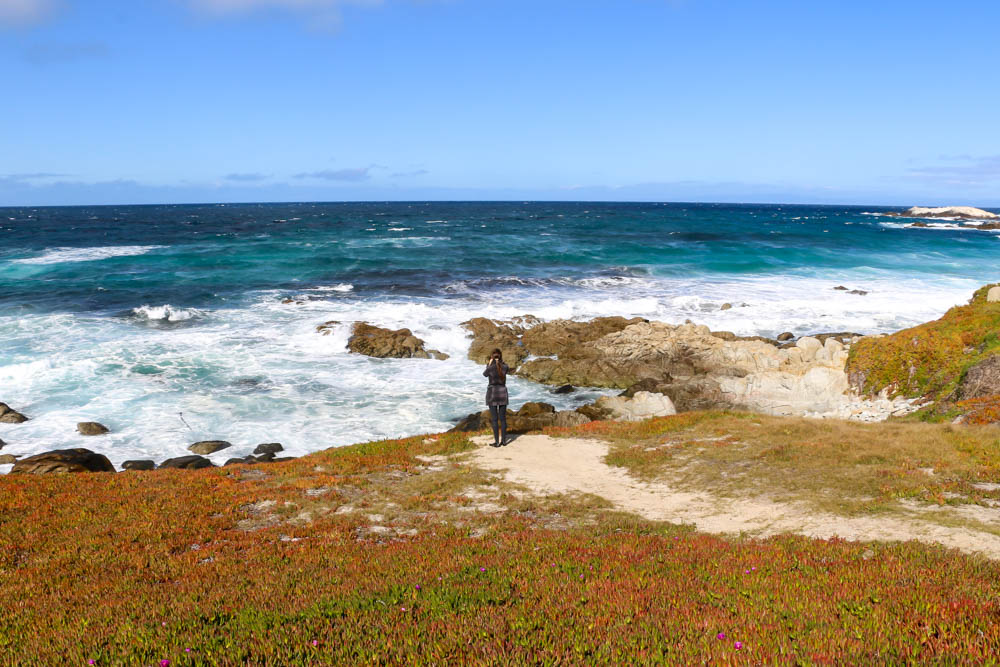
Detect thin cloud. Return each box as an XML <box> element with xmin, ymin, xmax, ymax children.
<box><xmin>293</xmin><ymin>167</ymin><xmax>371</xmax><ymax>181</ymax></box>
<box><xmin>390</xmin><ymin>169</ymin><xmax>429</xmax><ymax>178</ymax></box>
<box><xmin>0</xmin><ymin>0</ymin><xmax>57</xmax><ymax>27</ymax></box>
<box><xmin>908</xmin><ymin>155</ymin><xmax>1000</xmax><ymax>184</ymax></box>
<box><xmin>225</xmin><ymin>172</ymin><xmax>270</xmax><ymax>181</ymax></box>
<box><xmin>4</xmin><ymin>172</ymin><xmax>70</xmax><ymax>180</ymax></box>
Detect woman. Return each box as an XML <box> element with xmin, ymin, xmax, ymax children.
<box><xmin>483</xmin><ymin>348</ymin><xmax>509</xmax><ymax>447</ymax></box>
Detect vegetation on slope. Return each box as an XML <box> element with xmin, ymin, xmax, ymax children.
<box><xmin>3</xmin><ymin>415</ymin><xmax>1000</xmax><ymax>664</ymax></box>
<box><xmin>846</xmin><ymin>284</ymin><xmax>1000</xmax><ymax>420</ymax></box>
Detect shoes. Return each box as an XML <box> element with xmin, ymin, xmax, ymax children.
<box><xmin>500</xmin><ymin>439</ymin><xmax>509</xmax><ymax>447</ymax></box>
<box><xmin>490</xmin><ymin>441</ymin><xmax>501</xmax><ymax>448</ymax></box>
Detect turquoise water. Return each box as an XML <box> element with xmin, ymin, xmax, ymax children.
<box><xmin>1</xmin><ymin>201</ymin><xmax>997</xmax><ymax>468</ymax></box>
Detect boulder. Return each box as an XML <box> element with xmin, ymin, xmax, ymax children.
<box><xmin>591</xmin><ymin>392</ymin><xmax>676</xmax><ymax>422</ymax></box>
<box><xmin>188</xmin><ymin>440</ymin><xmax>231</xmax><ymax>455</ymax></box>
<box><xmin>720</xmin><ymin>303</ymin><xmax>732</xmax><ymax>311</ymax></box>
<box><xmin>988</xmin><ymin>286</ymin><xmax>1000</xmax><ymax>303</ymax></box>
<box><xmin>347</xmin><ymin>322</ymin><xmax>446</xmax><ymax>359</ymax></box>
<box><xmin>77</xmin><ymin>421</ymin><xmax>110</xmax><ymax>436</ymax></box>
<box><xmin>224</xmin><ymin>456</ymin><xmax>259</xmax><ymax>466</ymax></box>
<box><xmin>0</xmin><ymin>454</ymin><xmax>19</xmax><ymax>464</ymax></box>
<box><xmin>553</xmin><ymin>384</ymin><xmax>575</xmax><ymax>394</ymax></box>
<box><xmin>121</xmin><ymin>460</ymin><xmax>156</xmax><ymax>471</ymax></box>
<box><xmin>461</xmin><ymin>315</ymin><xmax>644</xmax><ymax>365</ymax></box>
<box><xmin>11</xmin><ymin>449</ymin><xmax>115</xmax><ymax>474</ymax></box>
<box><xmin>159</xmin><ymin>455</ymin><xmax>215</xmax><ymax>470</ymax></box>
<box><xmin>0</xmin><ymin>403</ymin><xmax>28</xmax><ymax>423</ymax></box>
<box><xmin>957</xmin><ymin>355</ymin><xmax>1000</xmax><ymax>400</ymax></box>
<box><xmin>253</xmin><ymin>442</ymin><xmax>284</xmax><ymax>456</ymax></box>
<box><xmin>0</xmin><ymin>437</ymin><xmax>5</xmax><ymax>448</ymax></box>
<box><xmin>777</xmin><ymin>332</ymin><xmax>794</xmax><ymax>342</ymax></box>
<box><xmin>461</xmin><ymin>316</ymin><xmax>537</xmax><ymax>365</ymax></box>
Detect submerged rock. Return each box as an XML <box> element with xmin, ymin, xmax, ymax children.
<box><xmin>188</xmin><ymin>440</ymin><xmax>232</xmax><ymax>455</ymax></box>
<box><xmin>11</xmin><ymin>449</ymin><xmax>115</xmax><ymax>474</ymax></box>
<box><xmin>347</xmin><ymin>322</ymin><xmax>448</xmax><ymax>359</ymax></box>
<box><xmin>77</xmin><ymin>421</ymin><xmax>110</xmax><ymax>436</ymax></box>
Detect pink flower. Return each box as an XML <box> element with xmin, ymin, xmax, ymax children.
<box><xmin>480</xmin><ymin>567</ymin><xmax>486</xmax><ymax>572</ymax></box>
<box><xmin>160</xmin><ymin>661</ymin><xmax>170</xmax><ymax>667</ymax></box>
<box><xmin>415</xmin><ymin>584</ymin><xmax>421</xmax><ymax>590</ymax></box>
<box><xmin>185</xmin><ymin>648</ymin><xmax>192</xmax><ymax>653</ymax></box>
<box><xmin>311</xmin><ymin>640</ymin><xmax>318</xmax><ymax>646</ymax></box>
<box><xmin>401</xmin><ymin>607</ymin><xmax>407</xmax><ymax>612</ymax></box>
<box><xmin>88</xmin><ymin>661</ymin><xmax>96</xmax><ymax>665</ymax></box>
<box><xmin>734</xmin><ymin>641</ymin><xmax>743</xmax><ymax>650</ymax></box>
<box><xmin>716</xmin><ymin>632</ymin><xmax>726</xmax><ymax>640</ymax></box>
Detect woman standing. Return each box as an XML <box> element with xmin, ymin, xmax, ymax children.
<box><xmin>483</xmin><ymin>348</ymin><xmax>509</xmax><ymax>447</ymax></box>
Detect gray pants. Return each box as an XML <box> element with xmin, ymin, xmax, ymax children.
<box><xmin>488</xmin><ymin>404</ymin><xmax>507</xmax><ymax>443</ymax></box>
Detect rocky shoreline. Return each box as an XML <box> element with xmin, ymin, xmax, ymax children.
<box><xmin>882</xmin><ymin>206</ymin><xmax>1000</xmax><ymax>230</ymax></box>
<box><xmin>10</xmin><ymin>286</ymin><xmax>999</xmax><ymax>475</ymax></box>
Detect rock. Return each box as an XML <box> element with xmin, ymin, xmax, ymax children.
<box><xmin>461</xmin><ymin>316</ymin><xmax>536</xmax><ymax>366</ymax></box>
<box><xmin>988</xmin><ymin>286</ymin><xmax>1000</xmax><ymax>303</ymax></box>
<box><xmin>224</xmin><ymin>456</ymin><xmax>259</xmax><ymax>466</ymax></box>
<box><xmin>77</xmin><ymin>421</ymin><xmax>110</xmax><ymax>436</ymax></box>
<box><xmin>888</xmin><ymin>206</ymin><xmax>1000</xmax><ymax>221</ymax></box>
<box><xmin>447</xmin><ymin>402</ymin><xmax>588</xmax><ymax>433</ymax></box>
<box><xmin>347</xmin><ymin>322</ymin><xmax>441</xmax><ymax>359</ymax></box>
<box><xmin>553</xmin><ymin>384</ymin><xmax>575</xmax><ymax>394</ymax></box>
<box><xmin>11</xmin><ymin>448</ymin><xmax>115</xmax><ymax>474</ymax></box>
<box><xmin>159</xmin><ymin>455</ymin><xmax>215</xmax><ymax>470</ymax></box>
<box><xmin>957</xmin><ymin>355</ymin><xmax>1000</xmax><ymax>400</ymax></box>
<box><xmin>121</xmin><ymin>460</ymin><xmax>156</xmax><ymax>471</ymax></box>
<box><xmin>253</xmin><ymin>442</ymin><xmax>284</xmax><ymax>456</ymax></box>
<box><xmin>777</xmin><ymin>332</ymin><xmax>794</xmax><ymax>342</ymax></box>
<box><xmin>515</xmin><ymin>402</ymin><xmax>555</xmax><ymax>418</ymax></box>
<box><xmin>833</xmin><ymin>286</ymin><xmax>849</xmax><ymax>291</ymax></box>
<box><xmin>0</xmin><ymin>407</ymin><xmax>28</xmax><ymax>423</ymax></box>
<box><xmin>591</xmin><ymin>391</ymin><xmax>676</xmax><ymax>422</ymax></box>
<box><xmin>188</xmin><ymin>440</ymin><xmax>231</xmax><ymax>455</ymax></box>
<box><xmin>461</xmin><ymin>315</ymin><xmax>644</xmax><ymax>365</ymax></box>
<box><xmin>849</xmin><ymin>290</ymin><xmax>868</xmax><ymax>296</ymax></box>
<box><xmin>0</xmin><ymin>454</ymin><xmax>19</xmax><ymax>464</ymax></box>
<box><xmin>270</xmin><ymin>456</ymin><xmax>296</xmax><ymax>463</ymax></box>
<box><xmin>720</xmin><ymin>303</ymin><xmax>732</xmax><ymax>311</ymax></box>
<box><xmin>0</xmin><ymin>437</ymin><xmax>5</xmax><ymax>448</ymax></box>
<box><xmin>316</xmin><ymin>320</ymin><xmax>339</xmax><ymax>335</ymax></box>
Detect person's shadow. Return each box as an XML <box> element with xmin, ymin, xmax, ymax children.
<box><xmin>502</xmin><ymin>433</ymin><xmax>522</xmax><ymax>446</ymax></box>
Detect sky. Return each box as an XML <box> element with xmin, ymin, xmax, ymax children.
<box><xmin>1</xmin><ymin>0</ymin><xmax>999</xmax><ymax>206</ymax></box>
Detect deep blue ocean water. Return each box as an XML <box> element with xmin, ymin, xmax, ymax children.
<box><xmin>1</xmin><ymin>201</ymin><xmax>997</xmax><ymax>468</ymax></box>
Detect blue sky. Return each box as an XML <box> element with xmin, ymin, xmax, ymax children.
<box><xmin>1</xmin><ymin>0</ymin><xmax>998</xmax><ymax>206</ymax></box>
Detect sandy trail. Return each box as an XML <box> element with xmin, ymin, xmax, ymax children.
<box><xmin>467</xmin><ymin>434</ymin><xmax>1000</xmax><ymax>560</ymax></box>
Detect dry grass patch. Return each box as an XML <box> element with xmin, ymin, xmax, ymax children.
<box><xmin>547</xmin><ymin>412</ymin><xmax>1000</xmax><ymax>518</ymax></box>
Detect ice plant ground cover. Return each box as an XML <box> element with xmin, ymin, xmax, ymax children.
<box><xmin>2</xmin><ymin>419</ymin><xmax>1000</xmax><ymax>664</ymax></box>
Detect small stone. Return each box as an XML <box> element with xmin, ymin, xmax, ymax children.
<box><xmin>776</xmin><ymin>332</ymin><xmax>794</xmax><ymax>342</ymax></box>
<box><xmin>187</xmin><ymin>440</ymin><xmax>232</xmax><ymax>455</ymax></box>
<box><xmin>720</xmin><ymin>303</ymin><xmax>732</xmax><ymax>310</ymax></box>
<box><xmin>159</xmin><ymin>455</ymin><xmax>215</xmax><ymax>470</ymax></box>
<box><xmin>77</xmin><ymin>421</ymin><xmax>110</xmax><ymax>436</ymax></box>
<box><xmin>833</xmin><ymin>285</ymin><xmax>849</xmax><ymax>291</ymax></box>
<box><xmin>0</xmin><ymin>437</ymin><xmax>5</xmax><ymax>449</ymax></box>
<box><xmin>224</xmin><ymin>456</ymin><xmax>258</xmax><ymax>466</ymax></box>
<box><xmin>848</xmin><ymin>289</ymin><xmax>868</xmax><ymax>296</ymax></box>
<box><xmin>121</xmin><ymin>460</ymin><xmax>156</xmax><ymax>471</ymax></box>
<box><xmin>253</xmin><ymin>442</ymin><xmax>284</xmax><ymax>456</ymax></box>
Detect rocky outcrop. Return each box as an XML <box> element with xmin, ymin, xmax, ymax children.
<box><xmin>988</xmin><ymin>286</ymin><xmax>1000</xmax><ymax>303</ymax></box>
<box><xmin>0</xmin><ymin>454</ymin><xmax>19</xmax><ymax>464</ymax></box>
<box><xmin>886</xmin><ymin>206</ymin><xmax>999</xmax><ymax>221</ymax></box>
<box><xmin>77</xmin><ymin>421</ymin><xmax>109</xmax><ymax>436</ymax></box>
<box><xmin>122</xmin><ymin>460</ymin><xmax>156</xmax><ymax>471</ymax></box>
<box><xmin>188</xmin><ymin>440</ymin><xmax>231</xmax><ymax>455</ymax></box>
<box><xmin>461</xmin><ymin>315</ymin><xmax>644</xmax><ymax>365</ymax></box>
<box><xmin>159</xmin><ymin>455</ymin><xmax>215</xmax><ymax>470</ymax></box>
<box><xmin>347</xmin><ymin>322</ymin><xmax>449</xmax><ymax>360</ymax></box>
<box><xmin>587</xmin><ymin>391</ymin><xmax>676</xmax><ymax>422</ymax></box>
<box><xmin>957</xmin><ymin>356</ymin><xmax>1000</xmax><ymax>401</ymax></box>
<box><xmin>11</xmin><ymin>449</ymin><xmax>115</xmax><ymax>474</ymax></box>
<box><xmin>253</xmin><ymin>443</ymin><xmax>283</xmax><ymax>456</ymax></box>
<box><xmin>0</xmin><ymin>403</ymin><xmax>29</xmax><ymax>424</ymax></box>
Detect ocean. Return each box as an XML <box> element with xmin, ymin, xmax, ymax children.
<box><xmin>1</xmin><ymin>201</ymin><xmax>997</xmax><ymax>470</ymax></box>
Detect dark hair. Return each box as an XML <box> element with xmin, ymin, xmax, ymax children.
<box><xmin>490</xmin><ymin>348</ymin><xmax>503</xmax><ymax>360</ymax></box>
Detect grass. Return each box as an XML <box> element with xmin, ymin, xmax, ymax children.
<box><xmin>846</xmin><ymin>283</ymin><xmax>1000</xmax><ymax>406</ymax></box>
<box><xmin>544</xmin><ymin>411</ymin><xmax>1000</xmax><ymax>518</ymax></box>
<box><xmin>4</xmin><ymin>420</ymin><xmax>1000</xmax><ymax>663</ymax></box>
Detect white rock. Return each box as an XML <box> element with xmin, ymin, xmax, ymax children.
<box><xmin>902</xmin><ymin>206</ymin><xmax>999</xmax><ymax>220</ymax></box>
<box><xmin>595</xmin><ymin>391</ymin><xmax>676</xmax><ymax>422</ymax></box>
<box><xmin>988</xmin><ymin>286</ymin><xmax>1000</xmax><ymax>303</ymax></box>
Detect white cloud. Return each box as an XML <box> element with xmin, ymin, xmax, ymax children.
<box><xmin>0</xmin><ymin>0</ymin><xmax>57</xmax><ymax>27</ymax></box>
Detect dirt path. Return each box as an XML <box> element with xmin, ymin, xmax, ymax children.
<box><xmin>467</xmin><ymin>434</ymin><xmax>1000</xmax><ymax>560</ymax></box>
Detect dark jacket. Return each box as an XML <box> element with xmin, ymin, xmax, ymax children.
<box><xmin>483</xmin><ymin>361</ymin><xmax>510</xmax><ymax>406</ymax></box>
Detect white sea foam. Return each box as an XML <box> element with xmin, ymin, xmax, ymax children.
<box><xmin>12</xmin><ymin>245</ymin><xmax>164</xmax><ymax>265</ymax></box>
<box><xmin>131</xmin><ymin>304</ymin><xmax>201</xmax><ymax>322</ymax></box>
<box><xmin>311</xmin><ymin>283</ymin><xmax>354</xmax><ymax>292</ymax></box>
